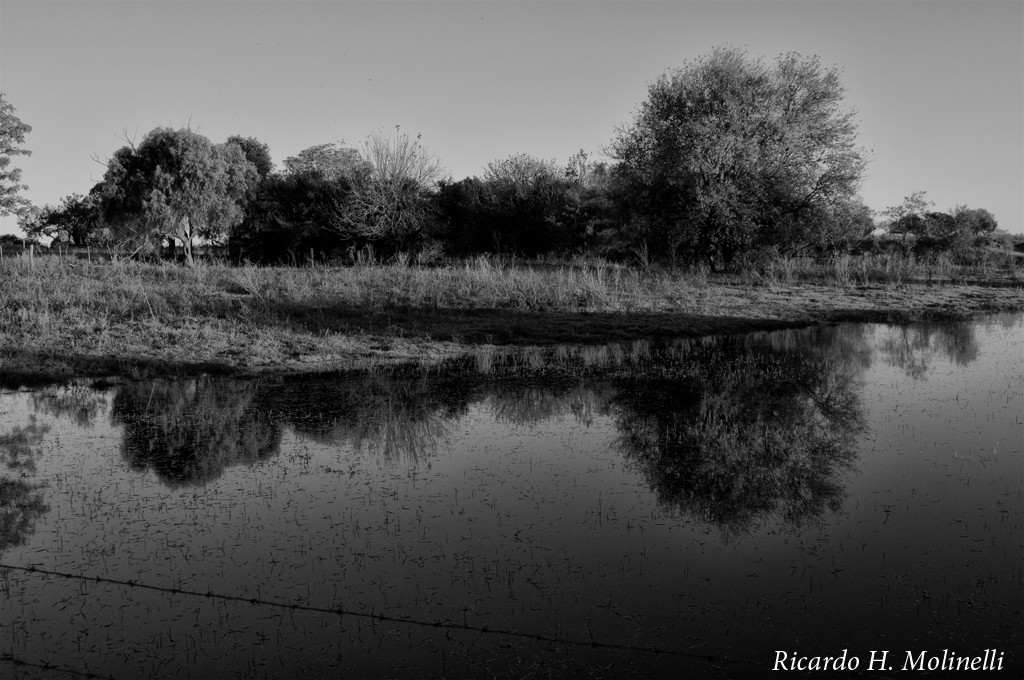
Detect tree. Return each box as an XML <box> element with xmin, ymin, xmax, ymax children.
<box><xmin>883</xmin><ymin>190</ymin><xmax>932</xmax><ymax>234</ymax></box>
<box><xmin>435</xmin><ymin>155</ymin><xmax>585</xmax><ymax>256</ymax></box>
<box><xmin>561</xmin><ymin>151</ymin><xmax>618</xmax><ymax>254</ymax></box>
<box><xmin>434</xmin><ymin>176</ymin><xmax>488</xmax><ymax>254</ymax></box>
<box><xmin>952</xmin><ymin>206</ymin><xmax>997</xmax><ymax>236</ymax></box>
<box><xmin>228</xmin><ymin>171</ymin><xmax>355</xmax><ymax>263</ymax></box>
<box><xmin>343</xmin><ymin>129</ymin><xmax>447</xmax><ymax>255</ymax></box>
<box><xmin>792</xmin><ymin>197</ymin><xmax>874</xmax><ymax>254</ymax></box>
<box><xmin>0</xmin><ymin>92</ymin><xmax>33</xmax><ymax>219</ymax></box>
<box><xmin>478</xmin><ymin>153</ymin><xmax>574</xmax><ymax>254</ymax></box>
<box><xmin>882</xmin><ymin>190</ymin><xmax>934</xmax><ymax>254</ymax></box>
<box><xmin>226</xmin><ymin>135</ymin><xmax>274</xmax><ymax>179</ymax></box>
<box><xmin>228</xmin><ymin>142</ymin><xmax>369</xmax><ymax>262</ymax></box>
<box><xmin>282</xmin><ymin>142</ymin><xmax>369</xmax><ymax>182</ymax></box>
<box><xmin>97</xmin><ymin>128</ymin><xmax>259</xmax><ymax>264</ymax></box>
<box><xmin>610</xmin><ymin>47</ymin><xmax>867</xmax><ymax>266</ymax></box>
<box><xmin>22</xmin><ymin>192</ymin><xmax>102</xmax><ymax>246</ymax></box>
<box><xmin>923</xmin><ymin>211</ymin><xmax>958</xmax><ymax>240</ymax></box>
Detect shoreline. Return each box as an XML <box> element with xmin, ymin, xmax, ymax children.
<box><xmin>3</xmin><ymin>260</ymin><xmax>1022</xmax><ymax>388</ymax></box>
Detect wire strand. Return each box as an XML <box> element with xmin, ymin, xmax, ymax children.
<box><xmin>1</xmin><ymin>561</ymin><xmax>760</xmax><ymax>667</ymax></box>
<box><xmin>0</xmin><ymin>652</ymin><xmax>119</xmax><ymax>680</ymax></box>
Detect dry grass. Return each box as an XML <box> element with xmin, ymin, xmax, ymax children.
<box><xmin>742</xmin><ymin>248</ymin><xmax>1023</xmax><ymax>289</ymax></box>
<box><xmin>2</xmin><ymin>253</ymin><xmax>1022</xmax><ymax>385</ymax></box>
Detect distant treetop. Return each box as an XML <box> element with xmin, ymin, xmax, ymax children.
<box><xmin>0</xmin><ymin>92</ymin><xmax>34</xmax><ymax>219</ymax></box>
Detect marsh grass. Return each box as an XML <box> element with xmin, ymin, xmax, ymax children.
<box><xmin>1</xmin><ymin>251</ymin><xmax>1021</xmax><ymax>384</ymax></box>
<box><xmin>734</xmin><ymin>245</ymin><xmax>1022</xmax><ymax>289</ymax></box>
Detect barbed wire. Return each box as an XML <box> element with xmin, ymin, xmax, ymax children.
<box><xmin>0</xmin><ymin>652</ymin><xmax>119</xmax><ymax>680</ymax></box>
<box><xmin>1</xmin><ymin>561</ymin><xmax>761</xmax><ymax>668</ymax></box>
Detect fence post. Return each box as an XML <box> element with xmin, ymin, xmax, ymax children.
<box><xmin>30</xmin><ymin>244</ymin><xmax>34</xmax><ymax>270</ymax></box>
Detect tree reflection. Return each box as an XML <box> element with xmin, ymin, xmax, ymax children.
<box><xmin>445</xmin><ymin>327</ymin><xmax>869</xmax><ymax>534</ymax></box>
<box><xmin>111</xmin><ymin>377</ymin><xmax>283</xmax><ymax>487</ymax></box>
<box><xmin>99</xmin><ymin>324</ymin><xmax>874</xmax><ymax>531</ymax></box>
<box><xmin>257</xmin><ymin>372</ymin><xmax>473</xmax><ymax>461</ymax></box>
<box><xmin>608</xmin><ymin>329</ymin><xmax>867</xmax><ymax>534</ymax></box>
<box><xmin>879</xmin><ymin>321</ymin><xmax>979</xmax><ymax>379</ymax></box>
<box><xmin>31</xmin><ymin>384</ymin><xmax>109</xmax><ymax>428</ymax></box>
<box><xmin>0</xmin><ymin>417</ymin><xmax>50</xmax><ymax>553</ymax></box>
<box><xmin>487</xmin><ymin>382</ymin><xmax>609</xmax><ymax>428</ymax></box>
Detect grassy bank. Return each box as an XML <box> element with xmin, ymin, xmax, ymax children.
<box><xmin>2</xmin><ymin>253</ymin><xmax>1022</xmax><ymax>386</ymax></box>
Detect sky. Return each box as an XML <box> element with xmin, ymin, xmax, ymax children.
<box><xmin>1</xmin><ymin>0</ymin><xmax>1022</xmax><ymax>235</ymax></box>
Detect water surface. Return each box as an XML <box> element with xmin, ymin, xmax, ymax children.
<box><xmin>1</xmin><ymin>315</ymin><xmax>1021</xmax><ymax>678</ymax></box>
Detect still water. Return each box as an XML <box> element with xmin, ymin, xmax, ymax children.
<box><xmin>1</xmin><ymin>315</ymin><xmax>1021</xmax><ymax>678</ymax></box>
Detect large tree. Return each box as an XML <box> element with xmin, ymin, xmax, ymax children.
<box><xmin>343</xmin><ymin>130</ymin><xmax>446</xmax><ymax>255</ymax></box>
<box><xmin>0</xmin><ymin>92</ymin><xmax>33</xmax><ymax>219</ymax></box>
<box><xmin>611</xmin><ymin>47</ymin><xmax>867</xmax><ymax>266</ymax></box>
<box><xmin>98</xmin><ymin>128</ymin><xmax>258</xmax><ymax>263</ymax></box>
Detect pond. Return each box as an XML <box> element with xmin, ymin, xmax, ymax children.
<box><xmin>1</xmin><ymin>314</ymin><xmax>1021</xmax><ymax>678</ymax></box>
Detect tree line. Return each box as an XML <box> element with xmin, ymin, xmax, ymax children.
<box><xmin>2</xmin><ymin>47</ymin><xmax>1002</xmax><ymax>268</ymax></box>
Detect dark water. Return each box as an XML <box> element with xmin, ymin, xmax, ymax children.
<box><xmin>1</xmin><ymin>315</ymin><xmax>1021</xmax><ymax>678</ymax></box>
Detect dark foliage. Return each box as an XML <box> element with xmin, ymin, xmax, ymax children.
<box><xmin>229</xmin><ymin>171</ymin><xmax>356</xmax><ymax>263</ymax></box>
<box><xmin>22</xmin><ymin>192</ymin><xmax>103</xmax><ymax>246</ymax></box>
<box><xmin>112</xmin><ymin>377</ymin><xmax>283</xmax><ymax>487</ymax></box>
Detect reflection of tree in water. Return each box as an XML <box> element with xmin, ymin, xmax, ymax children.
<box><xmin>258</xmin><ymin>373</ymin><xmax>473</xmax><ymax>462</ymax></box>
<box><xmin>96</xmin><ymin>322</ymin><xmax>877</xmax><ymax>532</ymax></box>
<box><xmin>0</xmin><ymin>417</ymin><xmax>50</xmax><ymax>553</ymax></box>
<box><xmin>879</xmin><ymin>321</ymin><xmax>979</xmax><ymax>379</ymax></box>
<box><xmin>259</xmin><ymin>371</ymin><xmax>607</xmax><ymax>461</ymax></box>
<box><xmin>111</xmin><ymin>378</ymin><xmax>283</xmax><ymax>487</ymax></box>
<box><xmin>607</xmin><ymin>327</ymin><xmax>867</xmax><ymax>534</ymax></box>
<box><xmin>447</xmin><ymin>327</ymin><xmax>869</xmax><ymax>534</ymax></box>
<box><xmin>487</xmin><ymin>382</ymin><xmax>610</xmax><ymax>428</ymax></box>
<box><xmin>31</xmin><ymin>384</ymin><xmax>109</xmax><ymax>428</ymax></box>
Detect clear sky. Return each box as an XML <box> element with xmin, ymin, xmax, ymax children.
<box><xmin>1</xmin><ymin>0</ymin><xmax>1021</xmax><ymax>235</ymax></box>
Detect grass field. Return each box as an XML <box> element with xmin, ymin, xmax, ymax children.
<box><xmin>2</xmin><ymin>252</ymin><xmax>1022</xmax><ymax>386</ymax></box>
